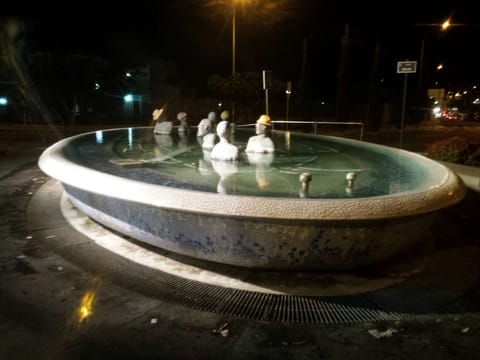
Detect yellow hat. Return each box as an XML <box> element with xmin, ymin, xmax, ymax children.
<box><xmin>220</xmin><ymin>111</ymin><xmax>230</xmax><ymax>120</ymax></box>
<box><xmin>152</xmin><ymin>108</ymin><xmax>163</xmax><ymax>121</ymax></box>
<box><xmin>256</xmin><ymin>114</ymin><xmax>271</xmax><ymax>126</ymax></box>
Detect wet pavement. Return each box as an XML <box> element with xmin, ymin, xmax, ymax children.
<box><xmin>1</xmin><ymin>123</ymin><xmax>480</xmax><ymax>359</ymax></box>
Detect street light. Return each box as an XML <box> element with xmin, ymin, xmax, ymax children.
<box><xmin>417</xmin><ymin>18</ymin><xmax>465</xmax><ymax>88</ymax></box>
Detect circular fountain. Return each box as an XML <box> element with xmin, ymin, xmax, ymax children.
<box><xmin>38</xmin><ymin>127</ymin><xmax>465</xmax><ymax>271</ymax></box>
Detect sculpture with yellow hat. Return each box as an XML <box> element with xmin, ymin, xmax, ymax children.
<box><xmin>256</xmin><ymin>114</ymin><xmax>271</xmax><ymax>126</ymax></box>
<box><xmin>245</xmin><ymin>114</ymin><xmax>275</xmax><ymax>154</ymax></box>
<box><xmin>152</xmin><ymin>108</ymin><xmax>173</xmax><ymax>135</ymax></box>
<box><xmin>220</xmin><ymin>111</ymin><xmax>230</xmax><ymax>121</ymax></box>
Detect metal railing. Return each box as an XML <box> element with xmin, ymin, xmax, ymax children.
<box><xmin>273</xmin><ymin>120</ymin><xmax>365</xmax><ymax>141</ymax></box>
<box><xmin>234</xmin><ymin>120</ymin><xmax>365</xmax><ymax>140</ymax></box>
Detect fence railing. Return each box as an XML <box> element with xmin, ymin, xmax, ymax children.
<box><xmin>236</xmin><ymin>120</ymin><xmax>365</xmax><ymax>141</ymax></box>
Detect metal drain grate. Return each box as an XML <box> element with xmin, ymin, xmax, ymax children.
<box><xmin>145</xmin><ymin>273</ymin><xmax>406</xmax><ymax>324</ymax></box>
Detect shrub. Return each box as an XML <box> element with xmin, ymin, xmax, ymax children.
<box><xmin>425</xmin><ymin>136</ymin><xmax>480</xmax><ymax>165</ymax></box>
<box><xmin>465</xmin><ymin>146</ymin><xmax>480</xmax><ymax>167</ymax></box>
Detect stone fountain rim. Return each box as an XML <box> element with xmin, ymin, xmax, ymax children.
<box><xmin>38</xmin><ymin>128</ymin><xmax>466</xmax><ymax>221</ymax></box>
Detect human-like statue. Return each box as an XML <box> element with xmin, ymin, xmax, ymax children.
<box><xmin>245</xmin><ymin>114</ymin><xmax>275</xmax><ymax>154</ymax></box>
<box><xmin>152</xmin><ymin>108</ymin><xmax>173</xmax><ymax>135</ymax></box>
<box><xmin>207</xmin><ymin>111</ymin><xmax>217</xmax><ymax>129</ymax></box>
<box><xmin>210</xmin><ymin>120</ymin><xmax>239</xmax><ymax>161</ymax></box>
<box><xmin>220</xmin><ymin>110</ymin><xmax>235</xmax><ymax>135</ymax></box>
<box><xmin>177</xmin><ymin>112</ymin><xmax>189</xmax><ymax>134</ymax></box>
<box><xmin>197</xmin><ymin>118</ymin><xmax>212</xmax><ymax>137</ymax></box>
<box><xmin>202</xmin><ymin>132</ymin><xmax>217</xmax><ymax>151</ymax></box>
<box><xmin>197</xmin><ymin>118</ymin><xmax>217</xmax><ymax>150</ymax></box>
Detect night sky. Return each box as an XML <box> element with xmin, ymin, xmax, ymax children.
<box><xmin>2</xmin><ymin>0</ymin><xmax>479</xmax><ymax>98</ymax></box>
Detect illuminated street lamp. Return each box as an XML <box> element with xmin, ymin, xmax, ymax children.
<box><xmin>441</xmin><ymin>19</ymin><xmax>451</xmax><ymax>31</ymax></box>
<box><xmin>417</xmin><ymin>17</ymin><xmax>466</xmax><ymax>88</ymax></box>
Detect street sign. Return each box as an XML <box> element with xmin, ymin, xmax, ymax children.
<box><xmin>397</xmin><ymin>61</ymin><xmax>417</xmax><ymax>73</ymax></box>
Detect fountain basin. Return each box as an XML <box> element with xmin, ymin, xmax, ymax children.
<box><xmin>38</xmin><ymin>127</ymin><xmax>466</xmax><ymax>270</ymax></box>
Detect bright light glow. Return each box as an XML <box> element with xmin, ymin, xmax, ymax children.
<box><xmin>441</xmin><ymin>19</ymin><xmax>450</xmax><ymax>31</ymax></box>
<box><xmin>433</xmin><ymin>106</ymin><xmax>442</xmax><ymax>118</ymax></box>
<box><xmin>125</xmin><ymin>72</ymin><xmax>132</xmax><ymax>77</ymax></box>
<box><xmin>94</xmin><ymin>83</ymin><xmax>100</xmax><ymax>90</ymax></box>
<box><xmin>455</xmin><ymin>92</ymin><xmax>462</xmax><ymax>97</ymax></box>
<box><xmin>0</xmin><ymin>97</ymin><xmax>7</xmax><ymax>106</ymax></box>
<box><xmin>123</xmin><ymin>94</ymin><xmax>133</xmax><ymax>103</ymax></box>
<box><xmin>78</xmin><ymin>290</ymin><xmax>95</xmax><ymax>323</ymax></box>
<box><xmin>128</xmin><ymin>127</ymin><xmax>133</xmax><ymax>149</ymax></box>
<box><xmin>437</xmin><ymin>64</ymin><xmax>443</xmax><ymax>71</ymax></box>
<box><xmin>473</xmin><ymin>98</ymin><xmax>480</xmax><ymax>104</ymax></box>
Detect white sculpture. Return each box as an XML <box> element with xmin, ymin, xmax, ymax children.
<box><xmin>202</xmin><ymin>133</ymin><xmax>217</xmax><ymax>150</ymax></box>
<box><xmin>220</xmin><ymin>110</ymin><xmax>235</xmax><ymax>135</ymax></box>
<box><xmin>197</xmin><ymin>118</ymin><xmax>217</xmax><ymax>150</ymax></box>
<box><xmin>210</xmin><ymin>120</ymin><xmax>239</xmax><ymax>161</ymax></box>
<box><xmin>207</xmin><ymin>111</ymin><xmax>217</xmax><ymax>129</ymax></box>
<box><xmin>245</xmin><ymin>114</ymin><xmax>274</xmax><ymax>154</ymax></box>
<box><xmin>177</xmin><ymin>112</ymin><xmax>189</xmax><ymax>134</ymax></box>
<box><xmin>197</xmin><ymin>118</ymin><xmax>212</xmax><ymax>137</ymax></box>
<box><xmin>152</xmin><ymin>108</ymin><xmax>173</xmax><ymax>135</ymax></box>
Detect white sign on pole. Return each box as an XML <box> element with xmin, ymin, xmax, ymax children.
<box><xmin>397</xmin><ymin>61</ymin><xmax>417</xmax><ymax>74</ymax></box>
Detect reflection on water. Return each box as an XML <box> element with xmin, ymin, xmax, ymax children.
<box><xmin>211</xmin><ymin>159</ymin><xmax>238</xmax><ymax>194</ymax></box>
<box><xmin>95</xmin><ymin>130</ymin><xmax>104</xmax><ymax>144</ymax></box>
<box><xmin>68</xmin><ymin>127</ymin><xmax>441</xmax><ymax>199</ymax></box>
<box><xmin>246</xmin><ymin>152</ymin><xmax>274</xmax><ymax>189</ymax></box>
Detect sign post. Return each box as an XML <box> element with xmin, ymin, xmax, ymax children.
<box><xmin>397</xmin><ymin>61</ymin><xmax>417</xmax><ymax>148</ymax></box>
<box><xmin>262</xmin><ymin>70</ymin><xmax>272</xmax><ymax>116</ymax></box>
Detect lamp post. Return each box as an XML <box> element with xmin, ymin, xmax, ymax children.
<box><xmin>230</xmin><ymin>0</ymin><xmax>249</xmax><ymax>123</ymax></box>
<box><xmin>230</xmin><ymin>0</ymin><xmax>242</xmax><ymax>123</ymax></box>
<box><xmin>232</xmin><ymin>1</ymin><xmax>236</xmax><ymax>76</ymax></box>
<box><xmin>285</xmin><ymin>81</ymin><xmax>292</xmax><ymax>130</ymax></box>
